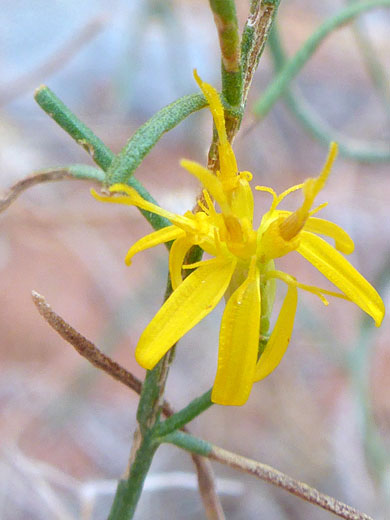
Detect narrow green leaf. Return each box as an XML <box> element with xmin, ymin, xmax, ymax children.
<box><xmin>106</xmin><ymin>94</ymin><xmax>207</xmax><ymax>185</ymax></box>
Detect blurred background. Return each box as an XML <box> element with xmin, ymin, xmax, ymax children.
<box><xmin>0</xmin><ymin>0</ymin><xmax>389</xmax><ymax>518</ymax></box>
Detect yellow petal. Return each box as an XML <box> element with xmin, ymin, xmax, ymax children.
<box><xmin>180</xmin><ymin>159</ymin><xmax>229</xmax><ymax>213</ymax></box>
<box><xmin>193</xmin><ymin>69</ymin><xmax>227</xmax><ymax>145</ymax></box>
<box><xmin>303</xmin><ymin>217</ymin><xmax>354</xmax><ymax>254</ymax></box>
<box><xmin>218</xmin><ymin>141</ymin><xmax>239</xmax><ymax>182</ymax></box>
<box><xmin>125</xmin><ymin>226</ymin><xmax>184</xmax><ymax>265</ymax></box>
<box><xmin>230</xmin><ymin>178</ymin><xmax>254</xmax><ymax>222</ymax></box>
<box><xmin>135</xmin><ymin>258</ymin><xmax>237</xmax><ymax>369</ymax></box>
<box><xmin>193</xmin><ymin>70</ymin><xmax>238</xmax><ymax>181</ymax></box>
<box><xmin>92</xmin><ymin>185</ymin><xmax>197</xmax><ymax>233</ymax></box>
<box><xmin>169</xmin><ymin>236</ymin><xmax>193</xmax><ymax>290</ymax></box>
<box><xmin>212</xmin><ymin>260</ymin><xmax>260</xmax><ymax>406</ymax></box>
<box><xmin>298</xmin><ymin>231</ymin><xmax>385</xmax><ymax>326</ymax></box>
<box><xmin>254</xmin><ymin>283</ymin><xmax>298</xmax><ymax>381</ymax></box>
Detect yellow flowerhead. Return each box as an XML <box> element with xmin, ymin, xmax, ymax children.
<box><xmin>93</xmin><ymin>72</ymin><xmax>385</xmax><ymax>406</ymax></box>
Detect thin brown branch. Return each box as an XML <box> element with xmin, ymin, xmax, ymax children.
<box><xmin>209</xmin><ymin>445</ymin><xmax>373</xmax><ymax>520</ymax></box>
<box><xmin>242</xmin><ymin>0</ymin><xmax>278</xmax><ymax>106</ymax></box>
<box><xmin>31</xmin><ymin>291</ymin><xmax>224</xmax><ymax>520</ymax></box>
<box><xmin>0</xmin><ymin>15</ymin><xmax>107</xmax><ymax>105</ymax></box>
<box><xmin>0</xmin><ymin>169</ymin><xmax>72</xmax><ymax>214</ymax></box>
<box><xmin>31</xmin><ymin>290</ymin><xmax>173</xmax><ymax>416</ymax></box>
<box><xmin>192</xmin><ymin>456</ymin><xmax>226</xmax><ymax>520</ymax></box>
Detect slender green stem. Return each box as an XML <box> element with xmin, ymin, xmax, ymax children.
<box><xmin>108</xmin><ymin>275</ymin><xmax>176</xmax><ymax>520</ymax></box>
<box><xmin>35</xmin><ymin>85</ymin><xmax>171</xmax><ymax>230</ymax></box>
<box><xmin>160</xmin><ymin>430</ymin><xmax>213</xmax><ymax>456</ymax></box>
<box><xmin>253</xmin><ymin>0</ymin><xmax>390</xmax><ymax>118</ymax></box>
<box><xmin>347</xmin><ymin>0</ymin><xmax>390</xmax><ymax>121</ymax></box>
<box><xmin>35</xmin><ymin>85</ymin><xmax>113</xmax><ymax>171</ymax></box>
<box><xmin>209</xmin><ymin>0</ymin><xmax>242</xmax><ymax>107</ymax></box>
<box><xmin>68</xmin><ymin>164</ymin><xmax>105</xmax><ymax>181</ymax></box>
<box><xmin>155</xmin><ymin>389</ymin><xmax>213</xmax><ymax>437</ymax></box>
<box><xmin>108</xmin><ymin>431</ymin><xmax>158</xmax><ymax>520</ymax></box>
<box><xmin>346</xmin><ymin>259</ymin><xmax>390</xmax><ymax>480</ymax></box>
<box><xmin>267</xmin><ymin>25</ymin><xmax>390</xmax><ymax>162</ymax></box>
<box><xmin>106</xmin><ymin>93</ymin><xmax>207</xmax><ymax>185</ymax></box>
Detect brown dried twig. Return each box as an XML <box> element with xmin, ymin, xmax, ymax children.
<box><xmin>0</xmin><ymin>169</ymin><xmax>72</xmax><ymax>215</ymax></box>
<box><xmin>209</xmin><ymin>446</ymin><xmax>373</xmax><ymax>520</ymax></box>
<box><xmin>31</xmin><ymin>291</ymin><xmax>225</xmax><ymax>520</ymax></box>
<box><xmin>31</xmin><ymin>291</ymin><xmax>172</xmax><ymax>416</ymax></box>
<box><xmin>165</xmin><ymin>430</ymin><xmax>373</xmax><ymax>520</ymax></box>
<box><xmin>241</xmin><ymin>0</ymin><xmax>279</xmax><ymax>106</ymax></box>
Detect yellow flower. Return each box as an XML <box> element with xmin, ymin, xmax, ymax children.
<box><xmin>93</xmin><ymin>72</ymin><xmax>385</xmax><ymax>406</ymax></box>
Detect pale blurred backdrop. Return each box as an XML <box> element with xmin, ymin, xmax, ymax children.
<box><xmin>0</xmin><ymin>1</ymin><xmax>389</xmax><ymax>519</ymax></box>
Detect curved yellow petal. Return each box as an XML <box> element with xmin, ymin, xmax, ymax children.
<box><xmin>230</xmin><ymin>178</ymin><xmax>254</xmax><ymax>222</ymax></box>
<box><xmin>193</xmin><ymin>69</ymin><xmax>227</xmax><ymax>145</ymax></box>
<box><xmin>135</xmin><ymin>258</ymin><xmax>237</xmax><ymax>369</ymax></box>
<box><xmin>212</xmin><ymin>260</ymin><xmax>260</xmax><ymax>406</ymax></box>
<box><xmin>92</xmin><ymin>185</ymin><xmax>198</xmax><ymax>233</ymax></box>
<box><xmin>254</xmin><ymin>283</ymin><xmax>298</xmax><ymax>381</ymax></box>
<box><xmin>180</xmin><ymin>159</ymin><xmax>229</xmax><ymax>213</ymax></box>
<box><xmin>192</xmin><ymin>70</ymin><xmax>238</xmax><ymax>181</ymax></box>
<box><xmin>169</xmin><ymin>236</ymin><xmax>194</xmax><ymax>290</ymax></box>
<box><xmin>125</xmin><ymin>226</ymin><xmax>184</xmax><ymax>265</ymax></box>
<box><xmin>303</xmin><ymin>217</ymin><xmax>354</xmax><ymax>255</ymax></box>
<box><xmin>298</xmin><ymin>231</ymin><xmax>385</xmax><ymax>326</ymax></box>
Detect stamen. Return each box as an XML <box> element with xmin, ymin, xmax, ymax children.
<box><xmin>240</xmin><ymin>171</ymin><xmax>253</xmax><ymax>182</ymax></box>
<box><xmin>309</xmin><ymin>202</ymin><xmax>328</xmax><ymax>217</ymax></box>
<box><xmin>203</xmin><ymin>190</ymin><xmax>217</xmax><ymax>218</ymax></box>
<box><xmin>255</xmin><ymin>186</ymin><xmax>278</xmax><ymax>210</ymax></box>
<box><xmin>278</xmin><ymin>143</ymin><xmax>338</xmax><ymax>241</ymax></box>
<box><xmin>264</xmin><ymin>269</ymin><xmax>350</xmax><ymax>305</ymax></box>
<box><xmin>276</xmin><ymin>183</ymin><xmax>304</xmax><ymax>207</ymax></box>
<box><xmin>197</xmin><ymin>199</ymin><xmax>209</xmax><ymax>214</ymax></box>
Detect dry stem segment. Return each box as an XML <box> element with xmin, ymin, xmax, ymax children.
<box><xmin>242</xmin><ymin>1</ymin><xmax>277</xmax><ymax>106</ymax></box>
<box><xmin>0</xmin><ymin>170</ymin><xmax>73</xmax><ymax>214</ymax></box>
<box><xmin>31</xmin><ymin>291</ymin><xmax>224</xmax><ymax>520</ymax></box>
<box><xmin>209</xmin><ymin>445</ymin><xmax>373</xmax><ymax>520</ymax></box>
<box><xmin>31</xmin><ymin>291</ymin><xmax>174</xmax><ymax>417</ymax></box>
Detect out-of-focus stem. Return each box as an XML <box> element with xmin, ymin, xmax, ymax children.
<box><xmin>253</xmin><ymin>0</ymin><xmax>390</xmax><ymax>119</ymax></box>
<box><xmin>267</xmin><ymin>24</ymin><xmax>390</xmax><ymax>162</ymax></box>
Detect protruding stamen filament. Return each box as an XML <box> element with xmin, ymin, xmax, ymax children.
<box><xmin>279</xmin><ymin>143</ymin><xmax>338</xmax><ymax>242</ymax></box>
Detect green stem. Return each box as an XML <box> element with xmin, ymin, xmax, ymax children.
<box><xmin>160</xmin><ymin>430</ymin><xmax>212</xmax><ymax>456</ymax></box>
<box><xmin>35</xmin><ymin>85</ymin><xmax>113</xmax><ymax>171</ymax></box>
<box><xmin>107</xmin><ymin>366</ymin><xmax>170</xmax><ymax>520</ymax></box>
<box><xmin>347</xmin><ymin>0</ymin><xmax>390</xmax><ymax>121</ymax></box>
<box><xmin>253</xmin><ymin>0</ymin><xmax>390</xmax><ymax>119</ymax></box>
<box><xmin>267</xmin><ymin>25</ymin><xmax>390</xmax><ymax>162</ymax></box>
<box><xmin>108</xmin><ymin>431</ymin><xmax>158</xmax><ymax>520</ymax></box>
<box><xmin>108</xmin><ymin>277</ymin><xmax>176</xmax><ymax>519</ymax></box>
<box><xmin>209</xmin><ymin>0</ymin><xmax>242</xmax><ymax>107</ymax></box>
<box><xmin>68</xmin><ymin>164</ymin><xmax>105</xmax><ymax>182</ymax></box>
<box><xmin>35</xmin><ymin>85</ymin><xmax>171</xmax><ymax>230</ymax></box>
<box><xmin>106</xmin><ymin>93</ymin><xmax>207</xmax><ymax>185</ymax></box>
<box><xmin>155</xmin><ymin>389</ymin><xmax>213</xmax><ymax>437</ymax></box>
